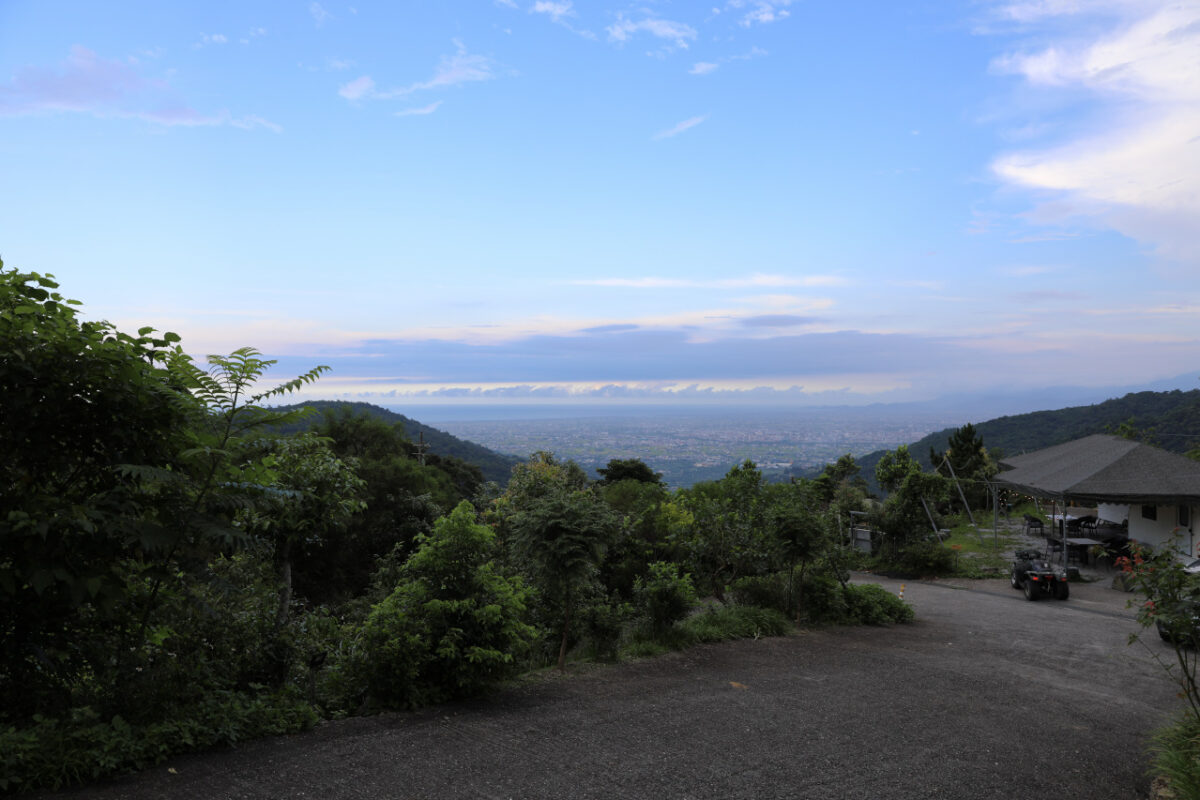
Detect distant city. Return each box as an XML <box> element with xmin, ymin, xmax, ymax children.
<box><xmin>403</xmin><ymin>404</ymin><xmax>956</xmax><ymax>487</ymax></box>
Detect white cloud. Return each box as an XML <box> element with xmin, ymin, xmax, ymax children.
<box><xmin>653</xmin><ymin>115</ymin><xmax>708</xmax><ymax>139</ymax></box>
<box><xmin>377</xmin><ymin>40</ymin><xmax>496</xmax><ymax>97</ymax></box>
<box><xmin>607</xmin><ymin>14</ymin><xmax>697</xmax><ymax>50</ymax></box>
<box><xmin>196</xmin><ymin>33</ymin><xmax>228</xmax><ymax>48</ymax></box>
<box><xmin>0</xmin><ymin>46</ymin><xmax>280</xmax><ymax>131</ymax></box>
<box><xmin>310</xmin><ymin>2</ymin><xmax>331</xmax><ymax>26</ymax></box>
<box><xmin>572</xmin><ymin>273</ymin><xmax>848</xmax><ymax>289</ymax></box>
<box><xmin>338</xmin><ymin>75</ymin><xmax>375</xmax><ymax>100</ymax></box>
<box><xmin>395</xmin><ymin>100</ymin><xmax>442</xmax><ymax>116</ymax></box>
<box><xmin>988</xmin><ymin>1</ymin><xmax>1200</xmax><ymax>262</ymax></box>
<box><xmin>689</xmin><ymin>46</ymin><xmax>766</xmax><ymax>76</ymax></box>
<box><xmin>728</xmin><ymin>1</ymin><xmax>796</xmax><ymax>27</ymax></box>
<box><xmin>531</xmin><ymin>1</ymin><xmax>573</xmax><ymax>23</ymax></box>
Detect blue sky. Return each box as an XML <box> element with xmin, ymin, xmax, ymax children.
<box><xmin>2</xmin><ymin>1</ymin><xmax>1198</xmax><ymax>406</ymax></box>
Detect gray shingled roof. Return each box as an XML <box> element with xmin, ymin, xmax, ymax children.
<box><xmin>996</xmin><ymin>434</ymin><xmax>1200</xmax><ymax>504</ymax></box>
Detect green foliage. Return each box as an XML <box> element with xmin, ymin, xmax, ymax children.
<box><xmin>797</xmin><ymin>576</ymin><xmax>913</xmax><ymax>625</ymax></box>
<box><xmin>674</xmin><ymin>461</ymin><xmax>775</xmax><ymax>600</ymax></box>
<box><xmin>676</xmin><ymin>605</ymin><xmax>791</xmax><ymax>643</ymax></box>
<box><xmin>1149</xmin><ymin>714</ymin><xmax>1200</xmax><ymax>800</ymax></box>
<box><xmin>579</xmin><ymin>593</ymin><xmax>632</xmax><ymax>662</ymax></box>
<box><xmin>358</xmin><ymin>503</ymin><xmax>535</xmax><ymax>708</ymax></box>
<box><xmin>272</xmin><ymin>400</ymin><xmax>521</xmax><ymax>485</ymax></box>
<box><xmin>730</xmin><ymin>571</ymin><xmax>802</xmax><ymax>616</ymax></box>
<box><xmin>0</xmin><ymin>691</ymin><xmax>316</xmax><ymax>793</ymax></box>
<box><xmin>597</xmin><ymin>458</ymin><xmax>663</xmax><ymax>485</ymax></box>
<box><xmin>875</xmin><ymin>444</ymin><xmax>921</xmax><ymax>494</ymax></box>
<box><xmin>1119</xmin><ymin>536</ymin><xmax>1200</xmax><ymax>722</ymax></box>
<box><xmin>872</xmin><ymin>539</ymin><xmax>956</xmax><ymax>577</ymax></box>
<box><xmin>633</xmin><ymin>561</ymin><xmax>697</xmax><ymax>636</ymax></box>
<box><xmin>871</xmin><ymin>466</ymin><xmax>953</xmax><ymax>555</ymax></box>
<box><xmin>504</xmin><ymin>462</ymin><xmax>619</xmax><ymax>671</ymax></box>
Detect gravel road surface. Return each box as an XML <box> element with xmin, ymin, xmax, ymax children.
<box><xmin>53</xmin><ymin>575</ymin><xmax>1181</xmax><ymax>799</ymax></box>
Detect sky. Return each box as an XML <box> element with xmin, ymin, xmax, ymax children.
<box><xmin>1</xmin><ymin>0</ymin><xmax>1198</xmax><ymax>408</ymax></box>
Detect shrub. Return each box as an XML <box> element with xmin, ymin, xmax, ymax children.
<box><xmin>634</xmin><ymin>561</ymin><xmax>697</xmax><ymax>637</ymax></box>
<box><xmin>796</xmin><ymin>576</ymin><xmax>913</xmax><ymax>626</ymax></box>
<box><xmin>875</xmin><ymin>539</ymin><xmax>955</xmax><ymax>577</ymax></box>
<box><xmin>0</xmin><ymin>690</ymin><xmax>316</xmax><ymax>793</ymax></box>
<box><xmin>730</xmin><ymin>571</ymin><xmax>803</xmax><ymax>616</ymax></box>
<box><xmin>677</xmin><ymin>605</ymin><xmax>791</xmax><ymax>643</ymax></box>
<box><xmin>842</xmin><ymin>583</ymin><xmax>914</xmax><ymax>625</ymax></box>
<box><xmin>357</xmin><ymin>502</ymin><xmax>535</xmax><ymax>709</ymax></box>
<box><xmin>580</xmin><ymin>594</ymin><xmax>632</xmax><ymax>662</ymax></box>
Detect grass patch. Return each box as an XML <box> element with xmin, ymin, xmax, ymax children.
<box><xmin>940</xmin><ymin>517</ymin><xmax>1022</xmax><ymax>576</ymax></box>
<box><xmin>1150</xmin><ymin>714</ymin><xmax>1200</xmax><ymax>800</ymax></box>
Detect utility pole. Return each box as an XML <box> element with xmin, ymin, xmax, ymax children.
<box><xmin>413</xmin><ymin>431</ymin><xmax>430</xmax><ymax>466</ymax></box>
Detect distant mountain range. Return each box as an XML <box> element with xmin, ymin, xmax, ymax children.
<box><xmin>272</xmin><ymin>400</ymin><xmax>523</xmax><ymax>485</ymax></box>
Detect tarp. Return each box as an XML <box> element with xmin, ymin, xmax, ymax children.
<box><xmin>995</xmin><ymin>434</ymin><xmax>1200</xmax><ymax>505</ymax></box>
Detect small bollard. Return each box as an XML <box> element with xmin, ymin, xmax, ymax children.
<box><xmin>899</xmin><ymin>583</ymin><xmax>905</xmax><ymax>601</ymax></box>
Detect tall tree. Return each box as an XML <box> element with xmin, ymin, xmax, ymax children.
<box><xmin>508</xmin><ymin>488</ymin><xmax>618</xmax><ymax>671</ymax></box>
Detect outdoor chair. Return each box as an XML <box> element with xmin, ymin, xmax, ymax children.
<box><xmin>1023</xmin><ymin>514</ymin><xmax>1044</xmax><ymax>536</ymax></box>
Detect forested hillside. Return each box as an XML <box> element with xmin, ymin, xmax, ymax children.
<box><xmin>836</xmin><ymin>388</ymin><xmax>1200</xmax><ymax>490</ymax></box>
<box><xmin>272</xmin><ymin>400</ymin><xmax>523</xmax><ymax>485</ymax></box>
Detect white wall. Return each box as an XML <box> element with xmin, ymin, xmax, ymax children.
<box><xmin>1128</xmin><ymin>504</ymin><xmax>1196</xmax><ymax>558</ymax></box>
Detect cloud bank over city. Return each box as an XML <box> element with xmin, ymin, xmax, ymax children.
<box><xmin>1</xmin><ymin>1</ymin><xmax>1197</xmax><ymax>408</ymax></box>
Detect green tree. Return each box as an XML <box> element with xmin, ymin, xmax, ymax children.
<box><xmin>0</xmin><ymin>266</ymin><xmax>195</xmax><ymax>718</ymax></box>
<box><xmin>508</xmin><ymin>488</ymin><xmax>619</xmax><ymax>670</ymax></box>
<box><xmin>875</xmin><ymin>444</ymin><xmax>922</xmax><ymax>494</ymax></box>
<box><xmin>359</xmin><ymin>502</ymin><xmax>535</xmax><ymax>707</ymax></box>
<box><xmin>675</xmin><ymin>461</ymin><xmax>774</xmax><ymax>601</ymax></box>
<box><xmin>239</xmin><ymin>435</ymin><xmax>366</xmax><ymax>632</ymax></box>
<box><xmin>929</xmin><ymin>423</ymin><xmax>996</xmax><ymax>509</ymax></box>
<box><xmin>597</xmin><ymin>458</ymin><xmax>663</xmax><ymax>486</ymax></box>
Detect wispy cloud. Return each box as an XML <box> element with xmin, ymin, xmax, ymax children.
<box><xmin>689</xmin><ymin>46</ymin><xmax>766</xmax><ymax>76</ymax></box>
<box><xmin>340</xmin><ymin>40</ymin><xmax>497</xmax><ymax>103</ymax></box>
<box><xmin>194</xmin><ymin>33</ymin><xmax>227</xmax><ymax>49</ymax></box>
<box><xmin>395</xmin><ymin>100</ymin><xmax>443</xmax><ymax>116</ymax></box>
<box><xmin>727</xmin><ymin>0</ymin><xmax>797</xmax><ymax>27</ymax></box>
<box><xmin>310</xmin><ymin>2</ymin><xmax>331</xmax><ymax>26</ymax></box>
<box><xmin>0</xmin><ymin>46</ymin><xmax>280</xmax><ymax>131</ymax></box>
<box><xmin>572</xmin><ymin>274</ymin><xmax>848</xmax><ymax>288</ymax></box>
<box><xmin>529</xmin><ymin>1</ymin><xmax>597</xmax><ymax>39</ymax></box>
<box><xmin>653</xmin><ymin>114</ymin><xmax>707</xmax><ymax>139</ymax></box>
<box><xmin>338</xmin><ymin>75</ymin><xmax>375</xmax><ymax>100</ymax></box>
<box><xmin>607</xmin><ymin>14</ymin><xmax>697</xmax><ymax>50</ymax></box>
<box><xmin>987</xmin><ymin>1</ymin><xmax>1200</xmax><ymax>261</ymax></box>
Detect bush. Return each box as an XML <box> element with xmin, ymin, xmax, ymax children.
<box><xmin>796</xmin><ymin>576</ymin><xmax>913</xmax><ymax>626</ymax></box>
<box><xmin>357</xmin><ymin>502</ymin><xmax>536</xmax><ymax>709</ymax></box>
<box><xmin>677</xmin><ymin>605</ymin><xmax>791</xmax><ymax>643</ymax></box>
<box><xmin>842</xmin><ymin>583</ymin><xmax>914</xmax><ymax>625</ymax></box>
<box><xmin>0</xmin><ymin>691</ymin><xmax>316</xmax><ymax>793</ymax></box>
<box><xmin>730</xmin><ymin>571</ymin><xmax>803</xmax><ymax>616</ymax></box>
<box><xmin>580</xmin><ymin>594</ymin><xmax>632</xmax><ymax>662</ymax></box>
<box><xmin>875</xmin><ymin>539</ymin><xmax>955</xmax><ymax>577</ymax></box>
<box><xmin>633</xmin><ymin>561</ymin><xmax>697</xmax><ymax>637</ymax></box>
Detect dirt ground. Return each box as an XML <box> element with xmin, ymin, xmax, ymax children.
<box><xmin>46</xmin><ymin>573</ymin><xmax>1179</xmax><ymax>800</ymax></box>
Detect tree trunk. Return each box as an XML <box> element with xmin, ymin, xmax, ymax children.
<box><xmin>557</xmin><ymin>604</ymin><xmax>572</xmax><ymax>672</ymax></box>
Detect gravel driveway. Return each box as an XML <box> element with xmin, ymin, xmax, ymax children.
<box><xmin>52</xmin><ymin>575</ymin><xmax>1181</xmax><ymax>799</ymax></box>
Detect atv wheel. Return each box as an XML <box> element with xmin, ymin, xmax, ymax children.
<box><xmin>1055</xmin><ymin>581</ymin><xmax>1069</xmax><ymax>600</ymax></box>
<box><xmin>1010</xmin><ymin>571</ymin><xmax>1020</xmax><ymax>589</ymax></box>
<box><xmin>1023</xmin><ymin>579</ymin><xmax>1039</xmax><ymax>601</ymax></box>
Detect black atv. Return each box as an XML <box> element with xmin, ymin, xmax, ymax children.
<box><xmin>1010</xmin><ymin>549</ymin><xmax>1069</xmax><ymax>601</ymax></box>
